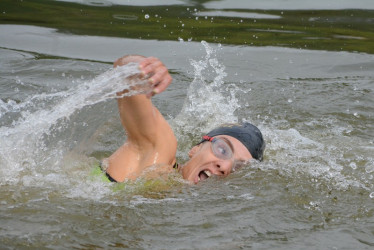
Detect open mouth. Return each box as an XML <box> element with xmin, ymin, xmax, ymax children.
<box><xmin>198</xmin><ymin>170</ymin><xmax>212</xmax><ymax>182</ymax></box>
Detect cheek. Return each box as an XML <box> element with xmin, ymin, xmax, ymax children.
<box><xmin>186</xmin><ymin>164</ymin><xmax>196</xmax><ymax>175</ymax></box>
<box><xmin>182</xmin><ymin>162</ymin><xmax>199</xmax><ymax>180</ymax></box>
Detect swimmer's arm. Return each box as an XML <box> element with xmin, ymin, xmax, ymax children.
<box><xmin>113</xmin><ymin>55</ymin><xmax>172</xmax><ymax>142</ymax></box>
<box><xmin>106</xmin><ymin>55</ymin><xmax>176</xmax><ymax>181</ymax></box>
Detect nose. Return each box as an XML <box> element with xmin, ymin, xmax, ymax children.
<box><xmin>215</xmin><ymin>160</ymin><xmax>232</xmax><ymax>176</ymax></box>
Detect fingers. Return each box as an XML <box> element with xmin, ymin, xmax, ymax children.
<box><xmin>138</xmin><ymin>57</ymin><xmax>172</xmax><ymax>97</ymax></box>
<box><xmin>114</xmin><ymin>55</ymin><xmax>145</xmax><ymax>67</ymax></box>
<box><xmin>138</xmin><ymin>57</ymin><xmax>160</xmax><ymax>73</ymax></box>
<box><xmin>153</xmin><ymin>73</ymin><xmax>172</xmax><ymax>93</ymax></box>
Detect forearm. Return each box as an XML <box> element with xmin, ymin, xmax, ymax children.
<box><xmin>117</xmin><ymin>94</ymin><xmax>158</xmax><ymax>143</ymax></box>
<box><xmin>114</xmin><ymin>55</ymin><xmax>172</xmax><ymax>144</ymax></box>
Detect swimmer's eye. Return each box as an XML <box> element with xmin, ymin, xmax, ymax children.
<box><xmin>212</xmin><ymin>138</ymin><xmax>233</xmax><ymax>160</ymax></box>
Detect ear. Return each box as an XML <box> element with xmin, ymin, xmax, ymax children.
<box><xmin>188</xmin><ymin>145</ymin><xmax>200</xmax><ymax>158</ymax></box>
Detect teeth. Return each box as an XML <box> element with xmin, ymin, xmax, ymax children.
<box><xmin>204</xmin><ymin>170</ymin><xmax>211</xmax><ymax>177</ymax></box>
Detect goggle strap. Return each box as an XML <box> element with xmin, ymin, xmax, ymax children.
<box><xmin>202</xmin><ymin>135</ymin><xmax>214</xmax><ymax>142</ymax></box>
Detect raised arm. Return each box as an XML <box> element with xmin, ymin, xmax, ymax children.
<box><xmin>105</xmin><ymin>55</ymin><xmax>177</xmax><ymax>182</ymax></box>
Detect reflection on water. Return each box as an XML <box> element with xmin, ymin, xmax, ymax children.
<box><xmin>204</xmin><ymin>0</ymin><xmax>374</xmax><ymax>10</ymax></box>
<box><xmin>0</xmin><ymin>0</ymin><xmax>374</xmax><ymax>248</ymax></box>
<box><xmin>56</xmin><ymin>0</ymin><xmax>186</xmax><ymax>6</ymax></box>
<box><xmin>56</xmin><ymin>0</ymin><xmax>374</xmax><ymax>9</ymax></box>
<box><xmin>195</xmin><ymin>11</ymin><xmax>281</xmax><ymax>19</ymax></box>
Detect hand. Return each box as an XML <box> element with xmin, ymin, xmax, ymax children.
<box><xmin>138</xmin><ymin>57</ymin><xmax>173</xmax><ymax>98</ymax></box>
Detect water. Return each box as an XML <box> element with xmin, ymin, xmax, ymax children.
<box><xmin>0</xmin><ymin>60</ymin><xmax>152</xmax><ymax>183</ymax></box>
<box><xmin>1</xmin><ymin>1</ymin><xmax>374</xmax><ymax>249</ymax></box>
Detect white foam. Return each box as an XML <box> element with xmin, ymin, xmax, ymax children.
<box><xmin>0</xmin><ymin>63</ymin><xmax>149</xmax><ymax>185</ymax></box>
<box><xmin>173</xmin><ymin>41</ymin><xmax>240</xmax><ymax>139</ymax></box>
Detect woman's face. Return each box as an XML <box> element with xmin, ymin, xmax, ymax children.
<box><xmin>181</xmin><ymin>135</ymin><xmax>253</xmax><ymax>184</ymax></box>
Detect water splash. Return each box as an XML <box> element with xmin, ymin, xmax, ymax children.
<box><xmin>173</xmin><ymin>41</ymin><xmax>240</xmax><ymax>143</ymax></box>
<box><xmin>0</xmin><ymin>63</ymin><xmax>150</xmax><ymax>185</ymax></box>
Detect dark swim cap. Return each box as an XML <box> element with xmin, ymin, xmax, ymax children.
<box><xmin>201</xmin><ymin>123</ymin><xmax>265</xmax><ymax>161</ymax></box>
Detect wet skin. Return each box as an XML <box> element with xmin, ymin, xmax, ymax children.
<box><xmin>107</xmin><ymin>55</ymin><xmax>253</xmax><ymax>184</ymax></box>
<box><xmin>181</xmin><ymin>135</ymin><xmax>253</xmax><ymax>184</ymax></box>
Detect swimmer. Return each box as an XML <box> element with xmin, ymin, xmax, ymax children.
<box><xmin>101</xmin><ymin>55</ymin><xmax>265</xmax><ymax>184</ymax></box>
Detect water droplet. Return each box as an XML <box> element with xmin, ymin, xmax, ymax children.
<box><xmin>144</xmin><ymin>14</ymin><xmax>149</xmax><ymax>19</ymax></box>
<box><xmin>365</xmin><ymin>164</ymin><xmax>374</xmax><ymax>173</ymax></box>
<box><xmin>288</xmin><ymin>99</ymin><xmax>293</xmax><ymax>103</ymax></box>
<box><xmin>349</xmin><ymin>162</ymin><xmax>357</xmax><ymax>170</ymax></box>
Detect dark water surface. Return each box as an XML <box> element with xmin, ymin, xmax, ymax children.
<box><xmin>1</xmin><ymin>0</ymin><xmax>373</xmax><ymax>249</ymax></box>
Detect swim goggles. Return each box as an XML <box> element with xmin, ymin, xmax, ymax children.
<box><xmin>201</xmin><ymin>135</ymin><xmax>247</xmax><ymax>172</ymax></box>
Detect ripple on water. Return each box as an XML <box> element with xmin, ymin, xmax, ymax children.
<box><xmin>1</xmin><ymin>42</ymin><xmax>373</xmax><ymax>249</ymax></box>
